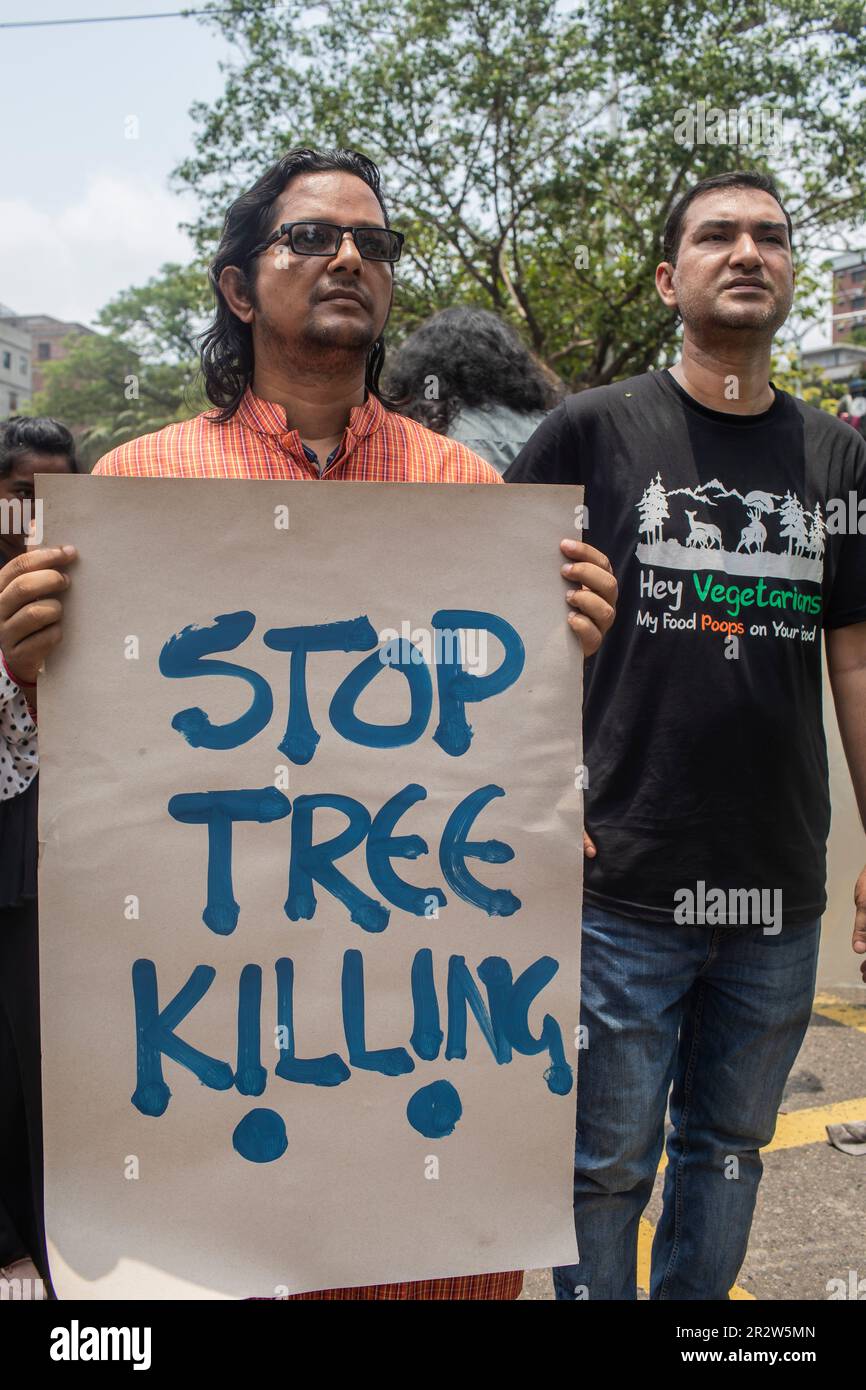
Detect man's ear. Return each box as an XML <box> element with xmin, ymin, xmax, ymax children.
<box><xmin>219</xmin><ymin>266</ymin><xmax>256</xmax><ymax>324</ymax></box>
<box><xmin>655</xmin><ymin>260</ymin><xmax>678</xmax><ymax>311</ymax></box>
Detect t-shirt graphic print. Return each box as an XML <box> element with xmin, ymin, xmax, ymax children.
<box><xmin>634</xmin><ymin>472</ymin><xmax>824</xmax><ymax>646</ymax></box>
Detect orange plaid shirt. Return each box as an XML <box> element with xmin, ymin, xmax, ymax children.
<box><xmin>94</xmin><ymin>387</ymin><xmax>521</xmax><ymax>1302</ymax></box>
<box><xmin>93</xmin><ymin>386</ymin><xmax>505</xmax><ymax>485</ymax></box>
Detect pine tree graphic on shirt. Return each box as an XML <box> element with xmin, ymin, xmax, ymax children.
<box><xmin>634</xmin><ymin>476</ymin><xmax>824</xmax><ymax>583</ymax></box>
<box><xmin>808</xmin><ymin>501</ymin><xmax>826</xmax><ymax>561</ymax></box>
<box><xmin>636</xmin><ymin>472</ymin><xmax>670</xmax><ymax>546</ymax></box>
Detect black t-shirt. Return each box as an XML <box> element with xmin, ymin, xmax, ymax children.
<box><xmin>506</xmin><ymin>369</ymin><xmax>866</xmax><ymax>924</ymax></box>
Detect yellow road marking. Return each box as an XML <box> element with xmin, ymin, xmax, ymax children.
<box><xmin>636</xmin><ymin>1217</ymin><xmax>756</xmax><ymax>1300</ymax></box>
<box><xmin>812</xmin><ymin>993</ymin><xmax>866</xmax><ymax>1034</ymax></box>
<box><xmin>769</xmin><ymin>1096</ymin><xmax>866</xmax><ymax>1152</ymax></box>
<box><xmin>637</xmin><ymin>1217</ymin><xmax>653</xmax><ymax>1293</ymax></box>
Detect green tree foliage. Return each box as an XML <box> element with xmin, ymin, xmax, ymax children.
<box><xmin>31</xmin><ymin>263</ymin><xmax>209</xmax><ymax>469</ymax></box>
<box><xmin>174</xmin><ymin>0</ymin><xmax>866</xmax><ymax>388</ymax></box>
<box><xmin>97</xmin><ymin>260</ymin><xmax>208</xmax><ymax>364</ymax></box>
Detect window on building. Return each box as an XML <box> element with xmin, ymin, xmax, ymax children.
<box><xmin>1</xmin><ymin>351</ymin><xmax>10</xmax><ymax>370</ymax></box>
<box><xmin>38</xmin><ymin>341</ymin><xmax>51</xmax><ymax>360</ymax></box>
<box><xmin>853</xmin><ymin>295</ymin><xmax>866</xmax><ymax>310</ymax></box>
<box><xmin>19</xmin><ymin>356</ymin><xmax>27</xmax><ymax>374</ymax></box>
<box><xmin>9</xmin><ymin>393</ymin><xmax>17</xmax><ymax>411</ymax></box>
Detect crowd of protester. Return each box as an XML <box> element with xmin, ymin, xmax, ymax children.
<box><xmin>0</xmin><ymin>148</ymin><xmax>863</xmax><ymax>1302</ymax></box>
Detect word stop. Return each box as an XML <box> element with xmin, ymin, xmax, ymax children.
<box><xmin>159</xmin><ymin>609</ymin><xmax>525</xmax><ymax>762</ymax></box>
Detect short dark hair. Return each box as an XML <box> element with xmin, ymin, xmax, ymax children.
<box><xmin>385</xmin><ymin>307</ymin><xmax>559</xmax><ymax>434</ymax></box>
<box><xmin>662</xmin><ymin>170</ymin><xmax>793</xmax><ymax>265</ymax></box>
<box><xmin>199</xmin><ymin>147</ymin><xmax>395</xmax><ymax>421</ymax></box>
<box><xmin>0</xmin><ymin>416</ymin><xmax>78</xmax><ymax>477</ymax></box>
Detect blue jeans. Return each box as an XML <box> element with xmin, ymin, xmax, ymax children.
<box><xmin>554</xmin><ymin>903</ymin><xmax>821</xmax><ymax>1301</ymax></box>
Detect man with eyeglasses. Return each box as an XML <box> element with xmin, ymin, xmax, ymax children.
<box><xmin>0</xmin><ymin>146</ymin><xmax>617</xmax><ymax>1300</ymax></box>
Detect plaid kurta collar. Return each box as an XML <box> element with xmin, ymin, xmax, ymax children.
<box><xmin>234</xmin><ymin>385</ymin><xmax>388</xmax><ymax>457</ymax></box>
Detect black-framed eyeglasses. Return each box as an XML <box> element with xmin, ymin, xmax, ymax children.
<box><xmin>248</xmin><ymin>221</ymin><xmax>405</xmax><ymax>264</ymax></box>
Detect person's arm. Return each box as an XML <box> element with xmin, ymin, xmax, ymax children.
<box><xmin>0</xmin><ymin>662</ymin><xmax>38</xmax><ymax>793</ymax></box>
<box><xmin>826</xmin><ymin>621</ymin><xmax>866</xmax><ymax>980</ymax></box>
<box><xmin>1</xmin><ymin>649</ymin><xmax>37</xmax><ymax>712</ymax></box>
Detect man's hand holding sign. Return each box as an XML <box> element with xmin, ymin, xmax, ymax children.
<box><xmin>21</xmin><ymin>476</ymin><xmax>604</xmax><ymax>1298</ymax></box>
<box><xmin>0</xmin><ymin>536</ymin><xmax>615</xmax><ymax>681</ymax></box>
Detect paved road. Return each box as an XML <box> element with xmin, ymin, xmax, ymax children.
<box><xmin>520</xmin><ymin>985</ymin><xmax>866</xmax><ymax>1300</ymax></box>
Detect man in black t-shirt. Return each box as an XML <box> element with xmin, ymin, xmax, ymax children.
<box><xmin>507</xmin><ymin>170</ymin><xmax>866</xmax><ymax>1300</ymax></box>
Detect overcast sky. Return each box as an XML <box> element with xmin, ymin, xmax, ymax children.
<box><xmin>0</xmin><ymin>0</ymin><xmax>230</xmax><ymax>325</ymax></box>
<box><xmin>0</xmin><ymin>1</ymin><xmax>848</xmax><ymax>348</ymax></box>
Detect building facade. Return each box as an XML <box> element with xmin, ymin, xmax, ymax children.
<box><xmin>0</xmin><ymin>305</ymin><xmax>32</xmax><ymax>416</ymax></box>
<box><xmin>10</xmin><ymin>313</ymin><xmax>94</xmax><ymax>394</ymax></box>
<box><xmin>802</xmin><ymin>342</ymin><xmax>866</xmax><ymax>383</ymax></box>
<box><xmin>831</xmin><ymin>251</ymin><xmax>866</xmax><ymax>343</ymax></box>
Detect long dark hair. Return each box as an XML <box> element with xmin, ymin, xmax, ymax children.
<box><xmin>199</xmin><ymin>147</ymin><xmax>396</xmax><ymax>421</ymax></box>
<box><xmin>385</xmin><ymin>308</ymin><xmax>559</xmax><ymax>434</ymax></box>
<box><xmin>0</xmin><ymin>416</ymin><xmax>79</xmax><ymax>475</ymax></box>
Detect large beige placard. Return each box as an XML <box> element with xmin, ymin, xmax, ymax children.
<box><xmin>37</xmin><ymin>476</ymin><xmax>583</xmax><ymax>1298</ymax></box>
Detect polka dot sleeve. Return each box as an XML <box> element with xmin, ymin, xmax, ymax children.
<box><xmin>0</xmin><ymin>668</ymin><xmax>38</xmax><ymax>800</ymax></box>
